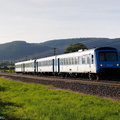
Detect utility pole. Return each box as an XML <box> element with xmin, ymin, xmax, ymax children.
<box><xmin>53</xmin><ymin>48</ymin><xmax>57</xmax><ymax>56</ymax></box>
<box><xmin>26</xmin><ymin>56</ymin><xmax>28</xmax><ymax>61</ymax></box>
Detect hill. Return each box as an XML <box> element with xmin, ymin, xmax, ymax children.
<box><xmin>0</xmin><ymin>38</ymin><xmax>120</xmax><ymax>60</ymax></box>
<box><xmin>42</xmin><ymin>38</ymin><xmax>120</xmax><ymax>51</ymax></box>
<box><xmin>0</xmin><ymin>41</ymin><xmax>51</xmax><ymax>60</ymax></box>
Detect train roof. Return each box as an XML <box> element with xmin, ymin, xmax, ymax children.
<box><xmin>15</xmin><ymin>59</ymin><xmax>35</xmax><ymax>65</ymax></box>
<box><xmin>15</xmin><ymin>47</ymin><xmax>118</xmax><ymax>65</ymax></box>
<box><xmin>56</xmin><ymin>47</ymin><xmax>118</xmax><ymax>57</ymax></box>
<box><xmin>95</xmin><ymin>47</ymin><xmax>117</xmax><ymax>50</ymax></box>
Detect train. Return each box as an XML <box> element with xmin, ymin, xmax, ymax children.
<box><xmin>15</xmin><ymin>47</ymin><xmax>120</xmax><ymax>80</ymax></box>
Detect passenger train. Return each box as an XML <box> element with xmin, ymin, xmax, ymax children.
<box><xmin>15</xmin><ymin>47</ymin><xmax>120</xmax><ymax>80</ymax></box>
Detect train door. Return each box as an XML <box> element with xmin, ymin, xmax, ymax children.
<box><xmin>88</xmin><ymin>54</ymin><xmax>94</xmax><ymax>72</ymax></box>
<box><xmin>21</xmin><ymin>63</ymin><xmax>25</xmax><ymax>73</ymax></box>
<box><xmin>58</xmin><ymin>58</ymin><xmax>60</xmax><ymax>72</ymax></box>
<box><xmin>52</xmin><ymin>59</ymin><xmax>54</xmax><ymax>72</ymax></box>
<box><xmin>34</xmin><ymin>60</ymin><xmax>37</xmax><ymax>73</ymax></box>
<box><xmin>52</xmin><ymin>58</ymin><xmax>60</xmax><ymax>74</ymax></box>
<box><xmin>54</xmin><ymin>56</ymin><xmax>58</xmax><ymax>72</ymax></box>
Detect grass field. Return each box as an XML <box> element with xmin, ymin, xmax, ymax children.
<box><xmin>0</xmin><ymin>78</ymin><xmax>120</xmax><ymax>120</ymax></box>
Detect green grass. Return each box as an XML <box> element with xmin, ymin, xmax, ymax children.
<box><xmin>0</xmin><ymin>78</ymin><xmax>120</xmax><ymax>120</ymax></box>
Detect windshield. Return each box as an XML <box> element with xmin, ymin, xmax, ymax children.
<box><xmin>99</xmin><ymin>51</ymin><xmax>118</xmax><ymax>61</ymax></box>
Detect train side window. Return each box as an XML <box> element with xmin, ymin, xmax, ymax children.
<box><xmin>16</xmin><ymin>64</ymin><xmax>21</xmax><ymax>68</ymax></box>
<box><xmin>32</xmin><ymin>63</ymin><xmax>34</xmax><ymax>67</ymax></box>
<box><xmin>48</xmin><ymin>60</ymin><xmax>50</xmax><ymax>66</ymax></box>
<box><xmin>71</xmin><ymin>58</ymin><xmax>72</xmax><ymax>64</ymax></box>
<box><xmin>64</xmin><ymin>58</ymin><xmax>66</xmax><ymax>65</ymax></box>
<box><xmin>79</xmin><ymin>56</ymin><xmax>81</xmax><ymax>64</ymax></box>
<box><xmin>87</xmin><ymin>55</ymin><xmax>90</xmax><ymax>64</ymax></box>
<box><xmin>41</xmin><ymin>61</ymin><xmax>43</xmax><ymax>66</ymax></box>
<box><xmin>42</xmin><ymin>61</ymin><xmax>44</xmax><ymax>66</ymax></box>
<box><xmin>62</xmin><ymin>58</ymin><xmax>63</xmax><ymax>65</ymax></box>
<box><xmin>66</xmin><ymin>58</ymin><xmax>68</xmax><ymax>65</ymax></box>
<box><xmin>38</xmin><ymin>62</ymin><xmax>40</xmax><ymax>66</ymax></box>
<box><xmin>78</xmin><ymin>56</ymin><xmax>80</xmax><ymax>64</ymax></box>
<box><xmin>63</xmin><ymin>58</ymin><xmax>65</xmax><ymax>65</ymax></box>
<box><xmin>65</xmin><ymin>58</ymin><xmax>67</xmax><ymax>65</ymax></box>
<box><xmin>72</xmin><ymin>57</ymin><xmax>74</xmax><ymax>64</ymax></box>
<box><xmin>70</xmin><ymin>58</ymin><xmax>72</xmax><ymax>65</ymax></box>
<box><xmin>60</xmin><ymin>59</ymin><xmax>62</xmax><ymax>65</ymax></box>
<box><xmin>43</xmin><ymin>61</ymin><xmax>45</xmax><ymax>66</ymax></box>
<box><xmin>50</xmin><ymin>60</ymin><xmax>52</xmax><ymax>65</ymax></box>
<box><xmin>75</xmin><ymin>57</ymin><xmax>78</xmax><ymax>64</ymax></box>
<box><xmin>69</xmin><ymin>58</ymin><xmax>72</xmax><ymax>65</ymax></box>
<box><xmin>50</xmin><ymin>60</ymin><xmax>53</xmax><ymax>65</ymax></box>
<box><xmin>82</xmin><ymin>56</ymin><xmax>85</xmax><ymax>64</ymax></box>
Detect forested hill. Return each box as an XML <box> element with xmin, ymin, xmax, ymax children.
<box><xmin>0</xmin><ymin>38</ymin><xmax>120</xmax><ymax>60</ymax></box>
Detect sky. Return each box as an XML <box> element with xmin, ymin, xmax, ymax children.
<box><xmin>0</xmin><ymin>0</ymin><xmax>120</xmax><ymax>44</ymax></box>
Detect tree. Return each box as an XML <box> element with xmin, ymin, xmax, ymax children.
<box><xmin>64</xmin><ymin>43</ymin><xmax>87</xmax><ymax>53</ymax></box>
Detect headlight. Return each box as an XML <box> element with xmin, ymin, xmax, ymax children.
<box><xmin>100</xmin><ymin>64</ymin><xmax>105</xmax><ymax>67</ymax></box>
<box><xmin>114</xmin><ymin>64</ymin><xmax>119</xmax><ymax>66</ymax></box>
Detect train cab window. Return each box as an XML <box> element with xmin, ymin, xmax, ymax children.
<box><xmin>99</xmin><ymin>51</ymin><xmax>118</xmax><ymax>61</ymax></box>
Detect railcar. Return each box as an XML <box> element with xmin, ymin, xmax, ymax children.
<box><xmin>36</xmin><ymin>56</ymin><xmax>55</xmax><ymax>75</ymax></box>
<box><xmin>56</xmin><ymin>48</ymin><xmax>95</xmax><ymax>78</ymax></box>
<box><xmin>15</xmin><ymin>47</ymin><xmax>120</xmax><ymax>80</ymax></box>
<box><xmin>15</xmin><ymin>61</ymin><xmax>24</xmax><ymax>73</ymax></box>
<box><xmin>15</xmin><ymin>60</ymin><xmax>36</xmax><ymax>74</ymax></box>
<box><xmin>57</xmin><ymin>47</ymin><xmax>120</xmax><ymax>79</ymax></box>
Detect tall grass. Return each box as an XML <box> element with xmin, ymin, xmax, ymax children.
<box><xmin>0</xmin><ymin>78</ymin><xmax>120</xmax><ymax>120</ymax></box>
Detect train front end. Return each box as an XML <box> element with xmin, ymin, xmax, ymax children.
<box><xmin>95</xmin><ymin>47</ymin><xmax>120</xmax><ymax>78</ymax></box>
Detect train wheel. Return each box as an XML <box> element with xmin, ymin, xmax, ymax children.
<box><xmin>95</xmin><ymin>74</ymin><xmax>100</xmax><ymax>81</ymax></box>
<box><xmin>69</xmin><ymin>73</ymin><xmax>76</xmax><ymax>78</ymax></box>
<box><xmin>88</xmin><ymin>73</ymin><xmax>94</xmax><ymax>80</ymax></box>
<box><xmin>89</xmin><ymin>73</ymin><xmax>100</xmax><ymax>81</ymax></box>
<box><xmin>60</xmin><ymin>73</ymin><xmax>66</xmax><ymax>78</ymax></box>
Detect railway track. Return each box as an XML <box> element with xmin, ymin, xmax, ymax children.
<box><xmin>0</xmin><ymin>73</ymin><xmax>120</xmax><ymax>100</ymax></box>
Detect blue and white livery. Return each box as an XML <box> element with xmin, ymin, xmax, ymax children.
<box><xmin>15</xmin><ymin>47</ymin><xmax>120</xmax><ymax>80</ymax></box>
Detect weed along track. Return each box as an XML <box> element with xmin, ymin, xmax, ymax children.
<box><xmin>0</xmin><ymin>73</ymin><xmax>120</xmax><ymax>100</ymax></box>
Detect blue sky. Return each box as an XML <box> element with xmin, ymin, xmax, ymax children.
<box><xmin>0</xmin><ymin>0</ymin><xmax>120</xmax><ymax>43</ymax></box>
